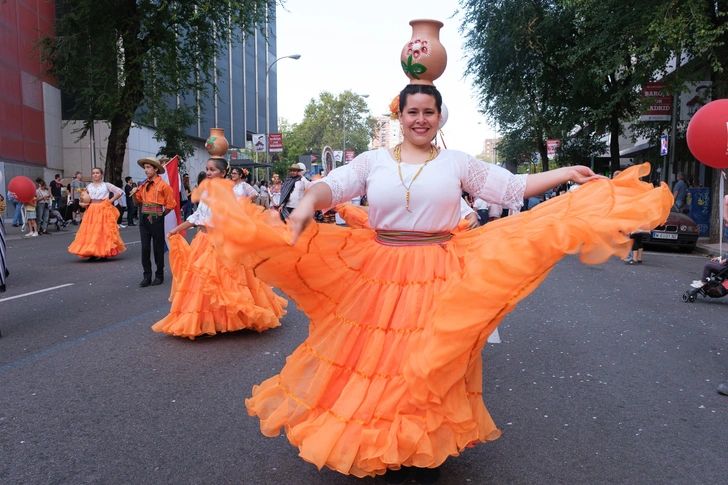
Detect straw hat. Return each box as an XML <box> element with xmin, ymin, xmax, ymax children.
<box><xmin>289</xmin><ymin>163</ymin><xmax>303</xmax><ymax>171</ymax></box>
<box><xmin>137</xmin><ymin>157</ymin><xmax>165</xmax><ymax>174</ymax></box>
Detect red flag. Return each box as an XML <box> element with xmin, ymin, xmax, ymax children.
<box><xmin>161</xmin><ymin>155</ymin><xmax>185</xmax><ymax>238</ymax></box>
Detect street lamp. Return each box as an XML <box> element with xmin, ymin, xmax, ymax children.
<box><xmin>266</xmin><ymin>54</ymin><xmax>301</xmax><ymax>178</ymax></box>
<box><xmin>342</xmin><ymin>93</ymin><xmax>369</xmax><ymax>166</ymax></box>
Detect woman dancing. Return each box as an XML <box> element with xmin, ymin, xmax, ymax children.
<box><xmin>67</xmin><ymin>167</ymin><xmax>126</xmax><ymax>260</ymax></box>
<box><xmin>151</xmin><ymin>157</ymin><xmax>286</xmax><ymax>339</ymax></box>
<box><xmin>203</xmin><ymin>84</ymin><xmax>672</xmax><ymax>484</ymax></box>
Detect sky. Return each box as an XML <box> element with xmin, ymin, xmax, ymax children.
<box><xmin>274</xmin><ymin>0</ymin><xmax>497</xmax><ymax>156</ymax></box>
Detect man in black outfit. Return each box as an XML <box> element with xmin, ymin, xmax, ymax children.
<box><xmin>124</xmin><ymin>177</ymin><xmax>137</xmax><ymax>226</ymax></box>
<box><xmin>130</xmin><ymin>158</ymin><xmax>176</xmax><ymax>287</ymax></box>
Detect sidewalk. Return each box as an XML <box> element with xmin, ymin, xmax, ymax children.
<box><xmin>1</xmin><ymin>219</ymin><xmax>79</xmax><ymax>241</ymax></box>
<box><xmin>695</xmin><ymin>238</ymin><xmax>728</xmax><ymax>257</ymax></box>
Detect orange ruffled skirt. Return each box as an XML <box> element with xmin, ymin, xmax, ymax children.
<box><xmin>151</xmin><ymin>232</ymin><xmax>287</xmax><ymax>339</ymax></box>
<box><xmin>67</xmin><ymin>199</ymin><xmax>126</xmax><ymax>258</ymax></box>
<box><xmin>202</xmin><ymin>165</ymin><xmax>673</xmax><ymax>478</ymax></box>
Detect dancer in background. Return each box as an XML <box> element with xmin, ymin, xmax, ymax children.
<box><xmin>130</xmin><ymin>158</ymin><xmax>176</xmax><ymax>287</ymax></box>
<box><xmin>68</xmin><ymin>167</ymin><xmax>125</xmax><ymax>260</ymax></box>
<box><xmin>230</xmin><ymin>167</ymin><xmax>259</xmax><ymax>201</ymax></box>
<box><xmin>151</xmin><ymin>157</ymin><xmax>286</xmax><ymax>339</ymax></box>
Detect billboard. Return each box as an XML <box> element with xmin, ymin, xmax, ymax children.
<box><xmin>252</xmin><ymin>134</ymin><xmax>266</xmax><ymax>153</ymax></box>
<box><xmin>268</xmin><ymin>133</ymin><xmax>283</xmax><ymax>152</ymax></box>
<box><xmin>546</xmin><ymin>140</ymin><xmax>560</xmax><ymax>159</ymax></box>
<box><xmin>640</xmin><ymin>82</ymin><xmax>672</xmax><ymax>121</ymax></box>
<box><xmin>680</xmin><ymin>81</ymin><xmax>712</xmax><ymax>121</ymax></box>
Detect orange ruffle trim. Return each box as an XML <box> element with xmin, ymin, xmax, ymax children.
<box><xmin>200</xmin><ymin>165</ymin><xmax>673</xmax><ymax>477</ymax></box>
<box><xmin>67</xmin><ymin>199</ymin><xmax>126</xmax><ymax>258</ymax></box>
<box><xmin>151</xmin><ymin>232</ymin><xmax>286</xmax><ymax>339</ymax></box>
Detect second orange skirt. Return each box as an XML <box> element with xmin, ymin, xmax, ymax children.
<box><xmin>67</xmin><ymin>200</ymin><xmax>126</xmax><ymax>258</ymax></box>
<box><xmin>151</xmin><ymin>232</ymin><xmax>286</xmax><ymax>339</ymax></box>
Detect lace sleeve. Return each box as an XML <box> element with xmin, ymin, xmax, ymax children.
<box><xmin>106</xmin><ymin>183</ymin><xmax>123</xmax><ymax>196</ymax></box>
<box><xmin>321</xmin><ymin>152</ymin><xmax>371</xmax><ymax>207</ymax></box>
<box><xmin>462</xmin><ymin>157</ymin><xmax>527</xmax><ymax>211</ymax></box>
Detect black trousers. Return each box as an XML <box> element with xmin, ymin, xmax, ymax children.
<box><xmin>140</xmin><ymin>214</ymin><xmax>166</xmax><ymax>279</ymax></box>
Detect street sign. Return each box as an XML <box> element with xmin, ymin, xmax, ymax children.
<box><xmin>252</xmin><ymin>134</ymin><xmax>266</xmax><ymax>153</ymax></box>
<box><xmin>269</xmin><ymin>133</ymin><xmax>283</xmax><ymax>152</ymax></box>
<box><xmin>546</xmin><ymin>140</ymin><xmax>560</xmax><ymax>159</ymax></box>
<box><xmin>640</xmin><ymin>82</ymin><xmax>672</xmax><ymax>121</ymax></box>
<box><xmin>345</xmin><ymin>150</ymin><xmax>355</xmax><ymax>163</ymax></box>
<box><xmin>660</xmin><ymin>134</ymin><xmax>668</xmax><ymax>156</ymax></box>
<box><xmin>334</xmin><ymin>151</ymin><xmax>343</xmax><ymax>163</ymax></box>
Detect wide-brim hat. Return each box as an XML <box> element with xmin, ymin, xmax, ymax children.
<box><xmin>289</xmin><ymin>164</ymin><xmax>303</xmax><ymax>171</ymax></box>
<box><xmin>137</xmin><ymin>157</ymin><xmax>165</xmax><ymax>174</ymax></box>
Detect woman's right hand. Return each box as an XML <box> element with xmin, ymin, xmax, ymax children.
<box><xmin>288</xmin><ymin>200</ymin><xmax>316</xmax><ymax>244</ymax></box>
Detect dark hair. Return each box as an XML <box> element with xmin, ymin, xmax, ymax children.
<box><xmin>231</xmin><ymin>167</ymin><xmax>244</xmax><ymax>177</ymax></box>
<box><xmin>207</xmin><ymin>157</ymin><xmax>228</xmax><ymax>176</ymax></box>
<box><xmin>197</xmin><ymin>171</ymin><xmax>206</xmax><ymax>186</ymax></box>
<box><xmin>125</xmin><ymin>176</ymin><xmax>132</xmax><ymax>183</ymax></box>
<box><xmin>398</xmin><ymin>84</ymin><xmax>442</xmax><ymax>113</ymax></box>
<box><xmin>92</xmin><ymin>167</ymin><xmax>104</xmax><ymax>175</ymax></box>
<box><xmin>55</xmin><ymin>174</ymin><xmax>61</xmax><ymax>179</ymax></box>
<box><xmin>35</xmin><ymin>177</ymin><xmax>45</xmax><ymax>185</ymax></box>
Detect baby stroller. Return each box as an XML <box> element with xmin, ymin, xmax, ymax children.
<box><xmin>682</xmin><ymin>264</ymin><xmax>728</xmax><ymax>303</ymax></box>
<box><xmin>47</xmin><ymin>207</ymin><xmax>70</xmax><ymax>231</ymax></box>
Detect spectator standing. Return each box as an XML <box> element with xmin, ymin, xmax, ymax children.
<box><xmin>673</xmin><ymin>172</ymin><xmax>688</xmax><ymax>212</ymax></box>
<box><xmin>278</xmin><ymin>164</ymin><xmax>310</xmax><ymax>221</ymax></box>
<box><xmin>259</xmin><ymin>180</ymin><xmax>270</xmax><ymax>209</ymax></box>
<box><xmin>181</xmin><ymin>174</ymin><xmax>193</xmax><ymax>220</ymax></box>
<box><xmin>472</xmin><ymin>197</ymin><xmax>489</xmax><ymax>225</ymax></box>
<box><xmin>7</xmin><ymin>191</ymin><xmax>23</xmax><ymax>227</ymax></box>
<box><xmin>49</xmin><ymin>174</ymin><xmax>63</xmax><ymax>210</ymax></box>
<box><xmin>124</xmin><ymin>177</ymin><xmax>137</xmax><ymax>226</ymax></box>
<box><xmin>24</xmin><ymin>195</ymin><xmax>38</xmax><ymax>237</ymax></box>
<box><xmin>35</xmin><ymin>178</ymin><xmax>52</xmax><ymax>235</ymax></box>
<box><xmin>114</xmin><ymin>184</ymin><xmax>127</xmax><ymax>228</ymax></box>
<box><xmin>70</xmin><ymin>171</ymin><xmax>86</xmax><ymax>224</ymax></box>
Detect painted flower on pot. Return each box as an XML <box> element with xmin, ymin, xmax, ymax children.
<box><xmin>205</xmin><ymin>137</ymin><xmax>217</xmax><ymax>151</ymax></box>
<box><xmin>406</xmin><ymin>39</ymin><xmax>430</xmax><ymax>60</ymax></box>
<box><xmin>402</xmin><ymin>38</ymin><xmax>430</xmax><ymax>80</ymax></box>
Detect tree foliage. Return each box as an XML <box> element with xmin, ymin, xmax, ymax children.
<box><xmin>460</xmin><ymin>0</ymin><xmax>727</xmax><ymax>174</ymax></box>
<box><xmin>38</xmin><ymin>0</ymin><xmax>276</xmax><ymax>186</ymax></box>
<box><xmin>293</xmin><ymin>90</ymin><xmax>375</xmax><ymax>159</ymax></box>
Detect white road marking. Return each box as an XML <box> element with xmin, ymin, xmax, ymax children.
<box><xmin>487</xmin><ymin>328</ymin><xmax>501</xmax><ymax>344</ymax></box>
<box><xmin>0</xmin><ymin>283</ymin><xmax>75</xmax><ymax>303</ymax></box>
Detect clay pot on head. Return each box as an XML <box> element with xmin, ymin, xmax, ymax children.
<box><xmin>205</xmin><ymin>128</ymin><xmax>229</xmax><ymax>157</ymax></box>
<box><xmin>400</xmin><ymin>19</ymin><xmax>447</xmax><ymax>85</ymax></box>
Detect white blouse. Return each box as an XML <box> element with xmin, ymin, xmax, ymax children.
<box><xmin>233</xmin><ymin>182</ymin><xmax>258</xmax><ymax>198</ymax></box>
<box><xmin>87</xmin><ymin>182</ymin><xmax>123</xmax><ymax>200</ymax></box>
<box><xmin>187</xmin><ymin>198</ymin><xmax>211</xmax><ymax>227</ymax></box>
<box><xmin>322</xmin><ymin>148</ymin><xmax>527</xmax><ymax>232</ymax></box>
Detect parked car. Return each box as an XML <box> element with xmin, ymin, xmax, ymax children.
<box><xmin>643</xmin><ymin>207</ymin><xmax>699</xmax><ymax>252</ymax></box>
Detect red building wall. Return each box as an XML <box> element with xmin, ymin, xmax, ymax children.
<box><xmin>0</xmin><ymin>0</ymin><xmax>56</xmax><ymax>166</ymax></box>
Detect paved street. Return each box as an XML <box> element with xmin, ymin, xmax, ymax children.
<box><xmin>1</xmin><ymin>224</ymin><xmax>727</xmax><ymax>485</ymax></box>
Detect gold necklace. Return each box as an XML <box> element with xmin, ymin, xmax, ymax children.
<box><xmin>394</xmin><ymin>143</ymin><xmax>438</xmax><ymax>212</ymax></box>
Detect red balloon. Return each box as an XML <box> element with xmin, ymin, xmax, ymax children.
<box><xmin>8</xmin><ymin>176</ymin><xmax>37</xmax><ymax>203</ymax></box>
<box><xmin>686</xmin><ymin>99</ymin><xmax>728</xmax><ymax>169</ymax></box>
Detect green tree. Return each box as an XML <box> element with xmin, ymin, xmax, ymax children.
<box><xmin>278</xmin><ymin>118</ymin><xmax>307</xmax><ymax>165</ymax></box>
<box><xmin>38</xmin><ymin>0</ymin><xmax>275</xmax><ymax>186</ymax></box>
<box><xmin>295</xmin><ymin>90</ymin><xmax>375</xmax><ymax>161</ymax></box>
<box><xmin>461</xmin><ymin>0</ymin><xmax>581</xmax><ymax>172</ymax></box>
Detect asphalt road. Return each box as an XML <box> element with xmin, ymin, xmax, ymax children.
<box><xmin>1</xmin><ymin>223</ymin><xmax>727</xmax><ymax>485</ymax></box>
